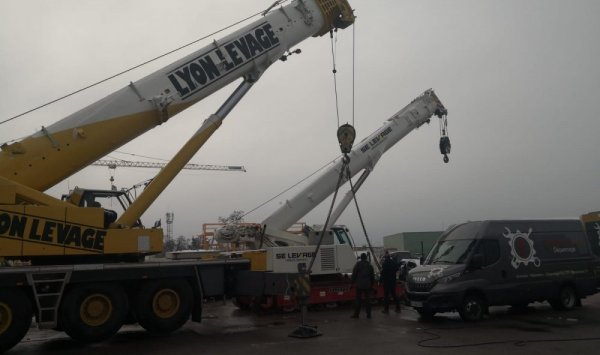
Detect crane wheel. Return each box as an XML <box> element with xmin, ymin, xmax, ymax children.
<box><xmin>60</xmin><ymin>283</ymin><xmax>128</xmax><ymax>343</ymax></box>
<box><xmin>134</xmin><ymin>279</ymin><xmax>192</xmax><ymax>334</ymax></box>
<box><xmin>0</xmin><ymin>289</ymin><xmax>33</xmax><ymax>352</ymax></box>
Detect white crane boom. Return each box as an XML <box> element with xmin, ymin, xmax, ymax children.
<box><xmin>262</xmin><ymin>89</ymin><xmax>448</xmax><ymax>236</ymax></box>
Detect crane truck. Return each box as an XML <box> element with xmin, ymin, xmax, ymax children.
<box><xmin>0</xmin><ymin>0</ymin><xmax>354</xmax><ymax>351</ymax></box>
<box><xmin>214</xmin><ymin>89</ymin><xmax>449</xmax><ymax>310</ymax></box>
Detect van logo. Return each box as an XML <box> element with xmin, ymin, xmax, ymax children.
<box><xmin>413</xmin><ymin>277</ymin><xmax>427</xmax><ymax>282</ymax></box>
<box><xmin>503</xmin><ymin>227</ymin><xmax>541</xmax><ymax>269</ymax></box>
<box><xmin>428</xmin><ymin>267</ymin><xmax>445</xmax><ymax>278</ymax></box>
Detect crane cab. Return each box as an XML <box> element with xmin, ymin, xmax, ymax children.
<box><xmin>62</xmin><ymin>188</ymin><xmax>142</xmax><ymax>228</ymax></box>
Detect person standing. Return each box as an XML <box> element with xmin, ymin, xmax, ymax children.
<box><xmin>380</xmin><ymin>250</ymin><xmax>401</xmax><ymax>314</ymax></box>
<box><xmin>351</xmin><ymin>253</ymin><xmax>375</xmax><ymax>319</ymax></box>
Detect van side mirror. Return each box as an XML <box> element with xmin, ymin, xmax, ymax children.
<box><xmin>470</xmin><ymin>254</ymin><xmax>484</xmax><ymax>269</ymax></box>
<box><xmin>419</xmin><ymin>256</ymin><xmax>425</xmax><ymax>265</ymax></box>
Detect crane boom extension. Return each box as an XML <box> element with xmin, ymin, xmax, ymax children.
<box><xmin>0</xmin><ymin>0</ymin><xmax>354</xmax><ymax>259</ymax></box>
<box><xmin>262</xmin><ymin>89</ymin><xmax>447</xmax><ymax>242</ymax></box>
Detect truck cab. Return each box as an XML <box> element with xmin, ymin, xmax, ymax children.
<box><xmin>63</xmin><ymin>188</ymin><xmax>143</xmax><ymax>228</ymax></box>
<box><xmin>263</xmin><ymin>225</ymin><xmax>358</xmax><ymax>275</ymax></box>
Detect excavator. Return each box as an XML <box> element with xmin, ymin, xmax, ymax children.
<box><xmin>0</xmin><ymin>0</ymin><xmax>354</xmax><ymax>351</ymax></box>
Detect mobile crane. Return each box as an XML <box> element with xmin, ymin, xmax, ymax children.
<box><xmin>0</xmin><ymin>0</ymin><xmax>354</xmax><ymax>351</ymax></box>
<box><xmin>217</xmin><ymin>89</ymin><xmax>449</xmax><ymax>310</ymax></box>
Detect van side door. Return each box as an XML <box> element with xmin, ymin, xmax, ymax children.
<box><xmin>471</xmin><ymin>239</ymin><xmax>506</xmax><ymax>305</ymax></box>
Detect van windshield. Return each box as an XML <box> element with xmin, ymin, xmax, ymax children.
<box><xmin>427</xmin><ymin>239</ymin><xmax>477</xmax><ymax>265</ymax></box>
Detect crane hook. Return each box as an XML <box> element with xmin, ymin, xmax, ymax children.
<box><xmin>438</xmin><ymin>114</ymin><xmax>450</xmax><ymax>163</ymax></box>
<box><xmin>440</xmin><ymin>136</ymin><xmax>451</xmax><ymax>163</ymax></box>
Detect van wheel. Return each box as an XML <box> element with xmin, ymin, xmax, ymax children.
<box><xmin>459</xmin><ymin>294</ymin><xmax>486</xmax><ymax>321</ymax></box>
<box><xmin>550</xmin><ymin>286</ymin><xmax>578</xmax><ymax>311</ymax></box>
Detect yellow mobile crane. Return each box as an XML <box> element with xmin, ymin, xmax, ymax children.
<box><xmin>0</xmin><ymin>0</ymin><xmax>354</xmax><ymax>351</ymax></box>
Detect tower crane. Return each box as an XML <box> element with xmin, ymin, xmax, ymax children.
<box><xmin>92</xmin><ymin>159</ymin><xmax>246</xmax><ymax>190</ymax></box>
<box><xmin>92</xmin><ymin>159</ymin><xmax>246</xmax><ymax>172</ymax></box>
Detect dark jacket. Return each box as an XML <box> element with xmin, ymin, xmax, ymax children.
<box><xmin>351</xmin><ymin>260</ymin><xmax>375</xmax><ymax>290</ymax></box>
<box><xmin>380</xmin><ymin>256</ymin><xmax>399</xmax><ymax>285</ymax></box>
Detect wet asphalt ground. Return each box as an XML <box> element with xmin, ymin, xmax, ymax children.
<box><xmin>8</xmin><ymin>293</ymin><xmax>600</xmax><ymax>354</ymax></box>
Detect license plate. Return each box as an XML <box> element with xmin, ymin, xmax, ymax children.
<box><xmin>410</xmin><ymin>301</ymin><xmax>423</xmax><ymax>308</ymax></box>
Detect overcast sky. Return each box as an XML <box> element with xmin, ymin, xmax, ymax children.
<box><xmin>1</xmin><ymin>0</ymin><xmax>599</xmax><ymax>246</ymax></box>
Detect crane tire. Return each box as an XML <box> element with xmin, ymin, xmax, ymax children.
<box><xmin>60</xmin><ymin>283</ymin><xmax>128</xmax><ymax>343</ymax></box>
<box><xmin>134</xmin><ymin>279</ymin><xmax>192</xmax><ymax>334</ymax></box>
<box><xmin>0</xmin><ymin>288</ymin><xmax>33</xmax><ymax>352</ymax></box>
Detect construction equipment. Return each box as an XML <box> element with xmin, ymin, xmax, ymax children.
<box><xmin>0</xmin><ymin>1</ymin><xmax>355</xmax><ymax>351</ymax></box>
<box><xmin>217</xmin><ymin>89</ymin><xmax>448</xmax><ymax>273</ymax></box>
<box><xmin>217</xmin><ymin>90</ymin><xmax>449</xmax><ymax>310</ymax></box>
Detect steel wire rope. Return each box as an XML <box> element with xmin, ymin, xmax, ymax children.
<box><xmin>330</xmin><ymin>30</ymin><xmax>341</xmax><ymax>128</ymax></box>
<box><xmin>0</xmin><ymin>2</ymin><xmax>290</xmax><ymax>126</ymax></box>
<box><xmin>346</xmin><ymin>164</ymin><xmax>381</xmax><ymax>272</ymax></box>
<box><xmin>241</xmin><ymin>157</ymin><xmax>340</xmax><ymax>219</ymax></box>
<box><xmin>307</xmin><ymin>157</ymin><xmax>349</xmax><ymax>274</ymax></box>
<box><xmin>352</xmin><ymin>21</ymin><xmax>356</xmax><ymax>127</ymax></box>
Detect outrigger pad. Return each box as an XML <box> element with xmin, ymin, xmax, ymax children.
<box><xmin>288</xmin><ymin>324</ymin><xmax>322</xmax><ymax>339</ymax></box>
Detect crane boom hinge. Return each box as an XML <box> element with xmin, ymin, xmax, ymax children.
<box><xmin>278</xmin><ymin>6</ymin><xmax>293</xmax><ymax>22</ymax></box>
<box><xmin>262</xmin><ymin>0</ymin><xmax>284</xmax><ymax>16</ymax></box>
<box><xmin>212</xmin><ymin>40</ymin><xmax>235</xmax><ymax>71</ymax></box>
<box><xmin>150</xmin><ymin>94</ymin><xmax>175</xmax><ymax>123</ymax></box>
<box><xmin>294</xmin><ymin>0</ymin><xmax>314</xmax><ymax>26</ymax></box>
<box><xmin>129</xmin><ymin>81</ymin><xmax>145</xmax><ymax>102</ymax></box>
<box><xmin>41</xmin><ymin>126</ymin><xmax>60</xmax><ymax>149</ymax></box>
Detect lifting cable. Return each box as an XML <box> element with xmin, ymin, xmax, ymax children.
<box><xmin>306</xmin><ymin>155</ymin><xmax>349</xmax><ymax>273</ymax></box>
<box><xmin>241</xmin><ymin>158</ymin><xmax>337</xmax><ymax>219</ymax></box>
<box><xmin>0</xmin><ymin>3</ymin><xmax>285</xmax><ymax>126</ymax></box>
<box><xmin>330</xmin><ymin>30</ymin><xmax>341</xmax><ymax>128</ymax></box>
<box><xmin>324</xmin><ymin>20</ymin><xmax>381</xmax><ymax>271</ymax></box>
<box><xmin>305</xmin><ymin>156</ymin><xmax>382</xmax><ymax>274</ymax></box>
<box><xmin>352</xmin><ymin>21</ymin><xmax>356</xmax><ymax>127</ymax></box>
<box><xmin>346</xmin><ymin>164</ymin><xmax>381</xmax><ymax>272</ymax></box>
<box><xmin>308</xmin><ymin>17</ymin><xmax>383</xmax><ymax>273</ymax></box>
